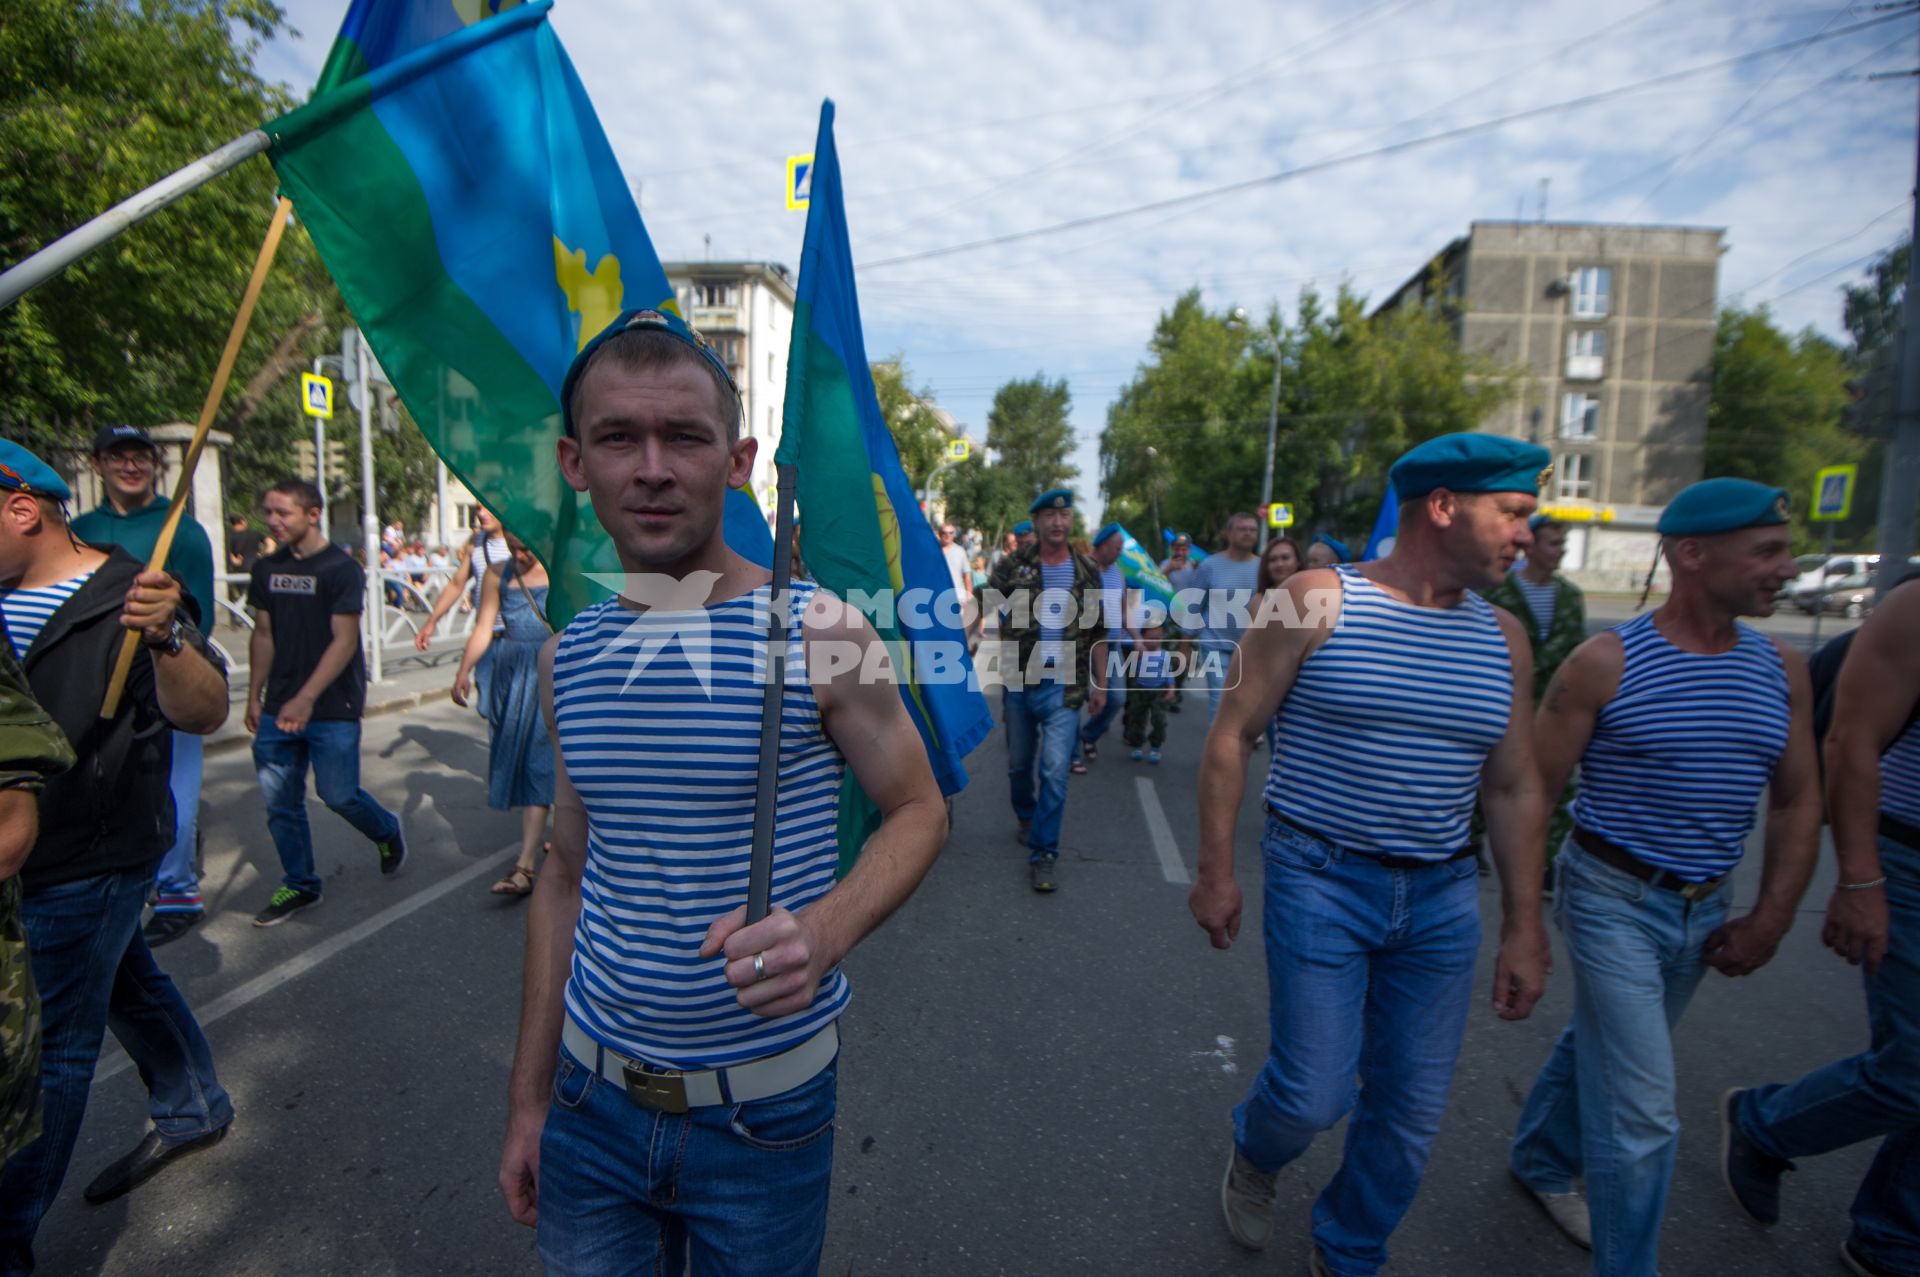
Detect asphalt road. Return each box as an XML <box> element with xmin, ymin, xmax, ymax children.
<box><xmin>33</xmin><ymin>671</ymin><xmax>1876</xmax><ymax>1276</ymax></box>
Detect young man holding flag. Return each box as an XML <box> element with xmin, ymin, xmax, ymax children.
<box><xmin>499</xmin><ymin>310</ymin><xmax>948</xmax><ymax>1271</ymax></box>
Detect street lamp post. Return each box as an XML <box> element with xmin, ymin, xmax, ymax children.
<box><xmin>1146</xmin><ymin>445</ymin><xmax>1164</xmax><ymax>550</ymax></box>
<box><xmin>1232</xmin><ymin>307</ymin><xmax>1284</xmax><ymax>553</ymax></box>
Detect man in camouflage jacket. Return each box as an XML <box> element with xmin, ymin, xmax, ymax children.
<box><xmin>0</xmin><ymin>636</ymin><xmax>75</xmax><ymax>1163</ymax></box>
<box><xmin>1484</xmin><ymin>516</ymin><xmax>1587</xmax><ymax>855</ymax></box>
<box><xmin>986</xmin><ymin>488</ymin><xmax>1107</xmax><ymax>893</ymax></box>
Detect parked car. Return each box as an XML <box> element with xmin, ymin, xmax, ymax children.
<box><xmin>1789</xmin><ymin>554</ymin><xmax>1880</xmax><ymax>616</ymax></box>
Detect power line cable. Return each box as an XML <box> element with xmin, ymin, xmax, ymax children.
<box><xmin>858</xmin><ymin>7</ymin><xmax>1917</xmax><ymax>272</ymax></box>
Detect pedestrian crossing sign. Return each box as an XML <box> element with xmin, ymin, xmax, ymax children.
<box><xmin>948</xmin><ymin>439</ymin><xmax>970</xmax><ymax>461</ymax></box>
<box><xmin>1266</xmin><ymin>503</ymin><xmax>1294</xmax><ymax>529</ymax></box>
<box><xmin>1811</xmin><ymin>464</ymin><xmax>1857</xmax><ymax>522</ymax></box>
<box><xmin>301</xmin><ymin>372</ymin><xmax>333</xmax><ymax>419</ymax></box>
<box><xmin>786</xmin><ymin>154</ymin><xmax>813</xmax><ymax>210</ymax></box>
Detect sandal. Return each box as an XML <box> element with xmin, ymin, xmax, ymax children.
<box><xmin>491</xmin><ymin>865</ymin><xmax>537</xmax><ymax>896</ymax></box>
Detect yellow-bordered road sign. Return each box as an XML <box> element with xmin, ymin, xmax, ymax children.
<box><xmin>1811</xmin><ymin>464</ymin><xmax>1857</xmax><ymax>522</ymax></box>
<box><xmin>301</xmin><ymin>372</ymin><xmax>333</xmax><ymax>419</ymax></box>
<box><xmin>787</xmin><ymin>155</ymin><xmax>813</xmax><ymax>210</ymax></box>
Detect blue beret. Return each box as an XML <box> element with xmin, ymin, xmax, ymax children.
<box><xmin>560</xmin><ymin>307</ymin><xmax>739</xmax><ymax>437</ymax></box>
<box><xmin>1092</xmin><ymin>522</ymin><xmax>1124</xmax><ymax>547</ymax></box>
<box><xmin>1310</xmin><ymin>533</ymin><xmax>1349</xmax><ymax>563</ymax></box>
<box><xmin>1528</xmin><ymin>513</ymin><xmax>1560</xmax><ymax>532</ymax></box>
<box><xmin>1388</xmin><ymin>432</ymin><xmax>1553</xmax><ymax>499</ymax></box>
<box><xmin>0</xmin><ymin>440</ymin><xmax>72</xmax><ymax>502</ymax></box>
<box><xmin>1012</xmin><ymin>520</ymin><xmax>1033</xmax><ymax>535</ymax></box>
<box><xmin>1029</xmin><ymin>488</ymin><xmax>1074</xmax><ymax>514</ymax></box>
<box><xmin>1657</xmin><ymin>478</ymin><xmax>1791</xmax><ymax>537</ymax></box>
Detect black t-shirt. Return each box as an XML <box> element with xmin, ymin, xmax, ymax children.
<box><xmin>229</xmin><ymin>527</ymin><xmax>265</xmax><ymax>568</ymax></box>
<box><xmin>247</xmin><ymin>544</ymin><xmax>367</xmax><ymax>720</ymax></box>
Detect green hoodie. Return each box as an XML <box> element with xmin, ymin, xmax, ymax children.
<box><xmin>70</xmin><ymin>495</ymin><xmax>217</xmax><ymax>633</ymax></box>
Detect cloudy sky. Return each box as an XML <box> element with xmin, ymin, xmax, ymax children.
<box><xmin>252</xmin><ymin>0</ymin><xmax>1916</xmax><ymax>519</ymax></box>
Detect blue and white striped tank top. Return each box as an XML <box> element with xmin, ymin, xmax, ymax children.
<box><xmin>1883</xmin><ymin>717</ymin><xmax>1920</xmax><ymax>827</ymax></box>
<box><xmin>554</xmin><ymin>580</ymin><xmax>849</xmax><ymax>1070</ymax></box>
<box><xmin>1573</xmin><ymin>612</ymin><xmax>1789</xmax><ymax>880</ymax></box>
<box><xmin>1265</xmin><ymin>565</ymin><xmax>1514</xmax><ymax>858</ymax></box>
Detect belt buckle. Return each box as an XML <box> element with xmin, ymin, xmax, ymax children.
<box><xmin>621</xmin><ymin>1060</ymin><xmax>689</xmax><ymax>1114</ymax></box>
<box><xmin>1679</xmin><ymin>878</ymin><xmax>1718</xmax><ymax>903</ymax></box>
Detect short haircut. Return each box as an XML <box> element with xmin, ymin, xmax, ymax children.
<box><xmin>267</xmin><ymin>478</ymin><xmax>324</xmax><ymax>515</ymax></box>
<box><xmin>1227</xmin><ymin>511</ymin><xmax>1259</xmax><ymax>528</ymax></box>
<box><xmin>565</xmin><ymin>328</ymin><xmax>741</xmax><ymax>442</ymax></box>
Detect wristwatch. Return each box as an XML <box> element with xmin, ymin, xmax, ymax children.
<box><xmin>144</xmin><ymin>618</ymin><xmax>187</xmax><ymax>657</ymax></box>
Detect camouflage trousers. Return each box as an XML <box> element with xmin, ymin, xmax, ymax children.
<box><xmin>0</xmin><ymin>876</ymin><xmax>41</xmax><ymax>1162</ymax></box>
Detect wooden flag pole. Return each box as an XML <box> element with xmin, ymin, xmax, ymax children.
<box><xmin>100</xmin><ymin>196</ymin><xmax>294</xmax><ymax>720</ymax></box>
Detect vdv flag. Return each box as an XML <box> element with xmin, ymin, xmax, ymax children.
<box><xmin>1113</xmin><ymin>528</ymin><xmax>1175</xmax><ymax>617</ymax></box>
<box><xmin>1363</xmin><ymin>482</ymin><xmax>1399</xmax><ymax>561</ymax></box>
<box><xmin>777</xmin><ymin>100</ymin><xmax>993</xmax><ymax>873</ymax></box>
<box><xmin>268</xmin><ymin>1</ymin><xmax>771</xmax><ymax>625</ymax></box>
<box><xmin>314</xmin><ymin>0</ymin><xmax>528</xmax><ymax>94</ymax></box>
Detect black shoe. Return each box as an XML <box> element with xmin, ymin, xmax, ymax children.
<box><xmin>1030</xmin><ymin>855</ymin><xmax>1059</xmax><ymax>893</ymax></box>
<box><xmin>83</xmin><ymin>1126</ymin><xmax>228</xmax><ymax>1204</ymax></box>
<box><xmin>1842</xmin><ymin>1239</ymin><xmax>1899</xmax><ymax>1277</ymax></box>
<box><xmin>1720</xmin><ymin>1088</ymin><xmax>1791</xmax><ymax>1226</ymax></box>
<box><xmin>376</xmin><ymin>818</ymin><xmax>408</xmax><ymax>877</ymax></box>
<box><xmin>253</xmin><ymin>886</ymin><xmax>321</xmax><ymax>927</ymax></box>
<box><xmin>142</xmin><ymin>912</ymin><xmax>201</xmax><ymax>948</ymax></box>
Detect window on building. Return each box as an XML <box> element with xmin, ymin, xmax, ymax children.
<box><xmin>1565</xmin><ymin>328</ymin><xmax>1606</xmax><ymax>380</ymax></box>
<box><xmin>1555</xmin><ymin>453</ymin><xmax>1593</xmax><ymax>500</ymax></box>
<box><xmin>692</xmin><ymin>280</ymin><xmax>738</xmax><ymax>307</ymax></box>
<box><xmin>768</xmin><ymin>353</ymin><xmax>774</xmax><ymax>380</ymax></box>
<box><xmin>1561</xmin><ymin>392</ymin><xmax>1599</xmax><ymax>440</ymax></box>
<box><xmin>1570</xmin><ymin>266</ymin><xmax>1611</xmax><ymax>318</ymax></box>
<box><xmin>709</xmin><ymin>335</ymin><xmax>742</xmax><ymax>366</ymax></box>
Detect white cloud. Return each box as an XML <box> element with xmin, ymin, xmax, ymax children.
<box><xmin>256</xmin><ymin>0</ymin><xmax>1913</xmax><ymax>523</ymax></box>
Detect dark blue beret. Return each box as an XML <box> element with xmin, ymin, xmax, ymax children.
<box><xmin>1092</xmin><ymin>522</ymin><xmax>1123</xmax><ymax>547</ymax></box>
<box><xmin>0</xmin><ymin>440</ymin><xmax>72</xmax><ymax>501</ymax></box>
<box><xmin>1029</xmin><ymin>488</ymin><xmax>1074</xmax><ymax>514</ymax></box>
<box><xmin>1012</xmin><ymin>520</ymin><xmax>1033</xmax><ymax>536</ymax></box>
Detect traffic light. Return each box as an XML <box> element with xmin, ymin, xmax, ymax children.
<box><xmin>293</xmin><ymin>439</ymin><xmax>351</xmax><ymax>488</ymax></box>
<box><xmin>1843</xmin><ymin>342</ymin><xmax>1897</xmax><ymax>436</ymax></box>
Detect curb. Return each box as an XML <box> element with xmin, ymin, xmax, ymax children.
<box><xmin>204</xmin><ymin>685</ymin><xmax>454</xmax><ymax>758</ymax></box>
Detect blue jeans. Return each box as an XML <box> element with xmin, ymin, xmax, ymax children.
<box><xmin>536</xmin><ymin>1047</ymin><xmax>837</xmax><ymax>1276</ymax></box>
<box><xmin>1510</xmin><ymin>839</ymin><xmax>1729</xmax><ymax>1277</ymax></box>
<box><xmin>253</xmin><ymin>718</ymin><xmax>399</xmax><ymax>897</ymax></box>
<box><xmin>0</xmin><ymin>866</ymin><xmax>232</xmax><ymax>1275</ymax></box>
<box><xmin>1232</xmin><ymin>814</ymin><xmax>1482</xmax><ymax>1277</ymax></box>
<box><xmin>1003</xmin><ymin>683</ymin><xmax>1078</xmax><ymax>861</ymax></box>
<box><xmin>153</xmin><ymin>730</ymin><xmax>203</xmax><ymax>914</ymax></box>
<box><xmin>1077</xmin><ymin>645</ymin><xmax>1127</xmax><ymax>749</ymax></box>
<box><xmin>1201</xmin><ymin>642</ymin><xmax>1234</xmax><ymax>726</ymax></box>
<box><xmin>1735</xmin><ymin>834</ymin><xmax>1920</xmax><ymax>1275</ymax></box>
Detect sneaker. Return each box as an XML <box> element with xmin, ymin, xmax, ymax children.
<box><xmin>1221</xmin><ymin>1145</ymin><xmax>1277</xmax><ymax>1250</ymax></box>
<box><xmin>142</xmin><ymin>912</ymin><xmax>201</xmax><ymax>948</ymax></box>
<box><xmin>1842</xmin><ymin>1239</ymin><xmax>1898</xmax><ymax>1277</ymax></box>
<box><xmin>1720</xmin><ymin>1088</ymin><xmax>1790</xmax><ymax>1226</ymax></box>
<box><xmin>252</xmin><ymin>886</ymin><xmax>321</xmax><ymax>927</ymax></box>
<box><xmin>1512</xmin><ymin>1170</ymin><xmax>1592</xmax><ymax>1249</ymax></box>
<box><xmin>376</xmin><ymin>818</ymin><xmax>408</xmax><ymax>877</ymax></box>
<box><xmin>1070</xmin><ymin>758</ymin><xmax>1088</xmax><ymax>775</ymax></box>
<box><xmin>1029</xmin><ymin>855</ymin><xmax>1059</xmax><ymax>893</ymax></box>
<box><xmin>1130</xmin><ymin>748</ymin><xmax>1144</xmax><ymax>762</ymax></box>
<box><xmin>1148</xmin><ymin>749</ymin><xmax>1162</xmax><ymax>765</ymax></box>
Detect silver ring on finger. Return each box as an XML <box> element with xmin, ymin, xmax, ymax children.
<box><xmin>752</xmin><ymin>951</ymin><xmax>767</xmax><ymax>981</ymax></box>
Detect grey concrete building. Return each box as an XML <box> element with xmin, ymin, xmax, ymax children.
<box><xmin>1377</xmin><ymin>221</ymin><xmax>1723</xmax><ymax>585</ymax></box>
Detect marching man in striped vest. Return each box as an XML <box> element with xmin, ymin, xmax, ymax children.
<box><xmin>1192</xmin><ymin>432</ymin><xmax>1555</xmax><ymax>1276</ymax></box>
<box><xmin>1508</xmin><ymin>477</ymin><xmax>1822</xmax><ymax>1275</ymax></box>
<box><xmin>497</xmin><ymin>310</ymin><xmax>948</xmax><ymax>1272</ymax></box>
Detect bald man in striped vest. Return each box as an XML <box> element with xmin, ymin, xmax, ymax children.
<box><xmin>1508</xmin><ymin>478</ymin><xmax>1822</xmax><ymax>1275</ymax></box>
<box><xmin>1193</xmin><ymin>432</ymin><xmax>1555</xmax><ymax>1277</ymax></box>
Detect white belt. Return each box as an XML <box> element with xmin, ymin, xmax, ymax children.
<box><xmin>561</xmin><ymin>1015</ymin><xmax>838</xmax><ymax>1114</ymax></box>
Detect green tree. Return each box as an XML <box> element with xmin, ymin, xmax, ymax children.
<box><xmin>1705</xmin><ymin>306</ymin><xmax>1862</xmax><ymax>549</ymax></box>
<box><xmin>986</xmin><ymin>374</ymin><xmax>1076</xmax><ymax>499</ymax></box>
<box><xmin>870</xmin><ymin>357</ymin><xmax>950</xmax><ymax>493</ymax></box>
<box><xmin>1843</xmin><ymin>237</ymin><xmax>1907</xmax><ymax>358</ymax></box>
<box><xmin>1101</xmin><ymin>286</ymin><xmax>1515</xmax><ymax>547</ymax></box>
<box><xmin>939</xmin><ymin>456</ymin><xmax>1028</xmax><ymax>541</ymax></box>
<box><xmin>0</xmin><ymin>0</ymin><xmax>345</xmax><ymax>495</ymax></box>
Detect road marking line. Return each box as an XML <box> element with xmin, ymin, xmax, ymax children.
<box><xmin>94</xmin><ymin>844</ymin><xmax>517</xmax><ymax>1087</ymax></box>
<box><xmin>1136</xmin><ymin>776</ymin><xmax>1190</xmax><ymax>885</ymax></box>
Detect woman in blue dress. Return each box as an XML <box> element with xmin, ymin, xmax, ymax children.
<box><xmin>452</xmin><ymin>535</ymin><xmax>555</xmax><ymax>896</ymax></box>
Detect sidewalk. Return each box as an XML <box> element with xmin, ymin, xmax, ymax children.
<box><xmin>204</xmin><ymin>641</ymin><xmax>465</xmax><ymax>757</ymax></box>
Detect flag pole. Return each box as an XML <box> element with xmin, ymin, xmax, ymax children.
<box><xmin>0</xmin><ymin>131</ymin><xmax>270</xmax><ymax>311</ymax></box>
<box><xmin>101</xmin><ymin>196</ymin><xmax>294</xmax><ymax>719</ymax></box>
<box><xmin>746</xmin><ymin>461</ymin><xmax>799</xmax><ymax>923</ymax></box>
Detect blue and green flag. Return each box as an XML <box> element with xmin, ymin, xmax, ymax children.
<box><xmin>777</xmin><ymin>101</ymin><xmax>992</xmax><ymax>870</ymax></box>
<box><xmin>270</xmin><ymin>0</ymin><xmax>770</xmax><ymax>624</ymax></box>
